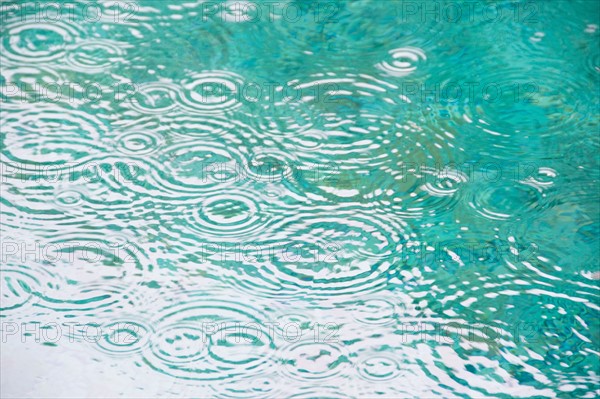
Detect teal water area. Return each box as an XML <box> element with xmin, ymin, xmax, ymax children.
<box><xmin>1</xmin><ymin>1</ymin><xmax>599</xmax><ymax>397</ymax></box>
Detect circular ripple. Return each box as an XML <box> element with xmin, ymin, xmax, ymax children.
<box><xmin>279</xmin><ymin>341</ymin><xmax>350</xmax><ymax>381</ymax></box>
<box><xmin>1</xmin><ymin>20</ymin><xmax>83</xmax><ymax>64</ymax></box>
<box><xmin>244</xmin><ymin>148</ymin><xmax>296</xmax><ymax>183</ymax></box>
<box><xmin>468</xmin><ymin>182</ymin><xmax>546</xmax><ymax>221</ymax></box>
<box><xmin>65</xmin><ymin>40</ymin><xmax>127</xmax><ymax>72</ymax></box>
<box><xmin>0</xmin><ymin>66</ymin><xmax>65</xmax><ymax>108</ymax></box>
<box><xmin>208</xmin><ymin>323</ymin><xmax>273</xmax><ymax>365</ymax></box>
<box><xmin>521</xmin><ymin>167</ymin><xmax>557</xmax><ymax>189</ymax></box>
<box><xmin>421</xmin><ymin>168</ymin><xmax>468</xmax><ymax>196</ymax></box>
<box><xmin>376</xmin><ymin>47</ymin><xmax>427</xmax><ymax>77</ymax></box>
<box><xmin>1</xmin><ymin>106</ymin><xmax>109</xmax><ymax>167</ymax></box>
<box><xmin>352</xmin><ymin>298</ymin><xmax>397</xmax><ymax>325</ymax></box>
<box><xmin>503</xmin><ymin>202</ymin><xmax>597</xmax><ymax>274</ymax></box>
<box><xmin>286</xmin><ymin>129</ymin><xmax>329</xmax><ymax>152</ymax></box>
<box><xmin>96</xmin><ymin>319</ymin><xmax>152</xmax><ymax>356</ymax></box>
<box><xmin>54</xmin><ymin>188</ymin><xmax>86</xmax><ymax>209</ymax></box>
<box><xmin>0</xmin><ymin>264</ymin><xmax>53</xmax><ymax>313</ymax></box>
<box><xmin>241</xmin><ymin>96</ymin><xmax>316</xmax><ymax>138</ymax></box>
<box><xmin>289</xmin><ymin>213</ymin><xmax>402</xmax><ymax>261</ymax></box>
<box><xmin>287</xmin><ymin>387</ymin><xmax>356</xmax><ymax>399</ymax></box>
<box><xmin>357</xmin><ymin>355</ymin><xmax>402</xmax><ymax>381</ymax></box>
<box><xmin>35</xmin><ymin>282</ymin><xmax>133</xmax><ymax>314</ymax></box>
<box><xmin>179</xmin><ymin>71</ymin><xmax>244</xmax><ymax>114</ymax></box>
<box><xmin>167</xmin><ymin>114</ymin><xmax>243</xmax><ymax>138</ymax></box>
<box><xmin>293</xmin><ymin>72</ymin><xmax>399</xmax><ymax>120</ymax></box>
<box><xmin>127</xmin><ymin>82</ymin><xmax>181</xmax><ymax>114</ymax></box>
<box><xmin>151</xmin><ymin>324</ymin><xmax>209</xmax><ymax>364</ymax></box>
<box><xmin>115</xmin><ymin>130</ymin><xmax>164</xmax><ymax>155</ymax></box>
<box><xmin>40</xmin><ymin>233</ymin><xmax>146</xmax><ymax>281</ymax></box>
<box><xmin>283</xmin><ymin>121</ymin><xmax>400</xmax><ymax>203</ymax></box>
<box><xmin>154</xmin><ymin>139</ymin><xmax>248</xmax><ymax>194</ymax></box>
<box><xmin>272</xmin><ymin>313</ymin><xmax>316</xmax><ymax>337</ymax></box>
<box><xmin>186</xmin><ymin>190</ymin><xmax>271</xmax><ymax>239</ymax></box>
<box><xmin>262</xmin><ymin>183</ymin><xmax>288</xmax><ymax>199</ymax></box>
<box><xmin>210</xmin><ymin>375</ymin><xmax>282</xmax><ymax>399</ymax></box>
<box><xmin>453</xmin><ymin>74</ymin><xmax>591</xmax><ymax>147</ymax></box>
<box><xmin>106</xmin><ymin>233</ymin><xmax>136</xmax><ymax>250</ymax></box>
<box><xmin>369</xmin><ymin>167</ymin><xmax>467</xmax><ymax>219</ymax></box>
<box><xmin>219</xmin><ymin>211</ymin><xmax>405</xmax><ymax>297</ymax></box>
<box><xmin>144</xmin><ymin>294</ymin><xmax>274</xmax><ymax>381</ymax></box>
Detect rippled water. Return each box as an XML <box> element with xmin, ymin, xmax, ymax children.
<box><xmin>1</xmin><ymin>0</ymin><xmax>599</xmax><ymax>398</ymax></box>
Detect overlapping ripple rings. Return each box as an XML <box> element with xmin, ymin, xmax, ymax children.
<box><xmin>376</xmin><ymin>47</ymin><xmax>427</xmax><ymax>77</ymax></box>
<box><xmin>1</xmin><ymin>106</ymin><xmax>109</xmax><ymax>166</ymax></box>
<box><xmin>210</xmin><ymin>210</ymin><xmax>407</xmax><ymax>297</ymax></box>
<box><xmin>142</xmin><ymin>292</ymin><xmax>275</xmax><ymax>381</ymax></box>
<box><xmin>1</xmin><ymin>20</ymin><xmax>84</xmax><ymax>64</ymax></box>
<box><xmin>179</xmin><ymin>71</ymin><xmax>244</xmax><ymax>114</ymax></box>
<box><xmin>1</xmin><ymin>0</ymin><xmax>599</xmax><ymax>398</ymax></box>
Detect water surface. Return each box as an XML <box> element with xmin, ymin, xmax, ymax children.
<box><xmin>1</xmin><ymin>0</ymin><xmax>599</xmax><ymax>398</ymax></box>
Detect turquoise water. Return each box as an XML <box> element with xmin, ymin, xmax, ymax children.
<box><xmin>1</xmin><ymin>0</ymin><xmax>599</xmax><ymax>397</ymax></box>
